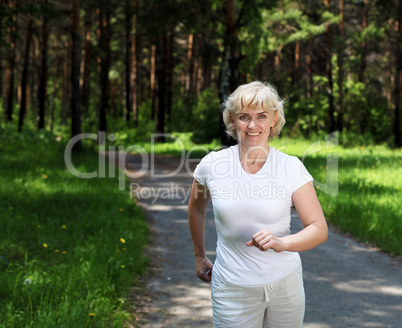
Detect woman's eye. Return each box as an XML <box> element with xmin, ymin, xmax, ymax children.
<box><xmin>258</xmin><ymin>115</ymin><xmax>267</xmax><ymax>119</ymax></box>
<box><xmin>239</xmin><ymin>116</ymin><xmax>248</xmax><ymax>120</ymax></box>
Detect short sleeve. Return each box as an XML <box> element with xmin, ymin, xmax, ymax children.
<box><xmin>192</xmin><ymin>153</ymin><xmax>212</xmax><ymax>188</ymax></box>
<box><xmin>291</xmin><ymin>157</ymin><xmax>313</xmax><ymax>194</ymax></box>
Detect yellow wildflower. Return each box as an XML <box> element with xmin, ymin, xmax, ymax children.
<box><xmin>43</xmin><ymin>243</ymin><xmax>48</xmax><ymax>248</ymax></box>
<box><xmin>62</xmin><ymin>225</ymin><xmax>66</xmax><ymax>229</ymax></box>
<box><xmin>121</xmin><ymin>265</ymin><xmax>125</xmax><ymax>268</ymax></box>
<box><xmin>123</xmin><ymin>248</ymin><xmax>126</xmax><ymax>252</ymax></box>
<box><xmin>42</xmin><ymin>174</ymin><xmax>48</xmax><ymax>179</ymax></box>
<box><xmin>89</xmin><ymin>313</ymin><xmax>96</xmax><ymax>317</ymax></box>
<box><xmin>119</xmin><ymin>208</ymin><xmax>124</xmax><ymax>212</ymax></box>
<box><xmin>55</xmin><ymin>249</ymin><xmax>60</xmax><ymax>253</ymax></box>
<box><xmin>62</xmin><ymin>251</ymin><xmax>67</xmax><ymax>254</ymax></box>
<box><xmin>120</xmin><ymin>238</ymin><xmax>126</xmax><ymax>244</ymax></box>
<box><xmin>37</xmin><ymin>225</ymin><xmax>41</xmax><ymax>228</ymax></box>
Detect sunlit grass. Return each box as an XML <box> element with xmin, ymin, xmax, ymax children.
<box><xmin>0</xmin><ymin>124</ymin><xmax>149</xmax><ymax>327</ymax></box>
<box><xmin>273</xmin><ymin>138</ymin><xmax>402</xmax><ymax>255</ymax></box>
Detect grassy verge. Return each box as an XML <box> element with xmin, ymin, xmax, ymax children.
<box><xmin>270</xmin><ymin>137</ymin><xmax>402</xmax><ymax>255</ymax></box>
<box><xmin>0</xmin><ymin>124</ymin><xmax>149</xmax><ymax>327</ymax></box>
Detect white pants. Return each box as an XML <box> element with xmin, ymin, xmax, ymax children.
<box><xmin>211</xmin><ymin>266</ymin><xmax>305</xmax><ymax>328</ymax></box>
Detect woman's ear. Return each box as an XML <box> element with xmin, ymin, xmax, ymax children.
<box><xmin>271</xmin><ymin>112</ymin><xmax>278</xmax><ymax>127</ymax></box>
<box><xmin>229</xmin><ymin>113</ymin><xmax>234</xmax><ymax>124</ymax></box>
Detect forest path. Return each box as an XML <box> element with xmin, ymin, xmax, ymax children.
<box><xmin>114</xmin><ymin>152</ymin><xmax>402</xmax><ymax>328</ymax></box>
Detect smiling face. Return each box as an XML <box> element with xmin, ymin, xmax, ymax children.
<box><xmin>233</xmin><ymin>107</ymin><xmax>277</xmax><ymax>149</ymax></box>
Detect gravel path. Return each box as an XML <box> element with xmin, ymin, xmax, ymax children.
<box><xmin>119</xmin><ymin>153</ymin><xmax>402</xmax><ymax>328</ymax></box>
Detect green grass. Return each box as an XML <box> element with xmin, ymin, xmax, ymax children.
<box><xmin>269</xmin><ymin>137</ymin><xmax>402</xmax><ymax>255</ymax></box>
<box><xmin>0</xmin><ymin>124</ymin><xmax>149</xmax><ymax>327</ymax></box>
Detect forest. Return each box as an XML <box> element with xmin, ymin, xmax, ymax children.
<box><xmin>0</xmin><ymin>0</ymin><xmax>401</xmax><ymax>147</ymax></box>
<box><xmin>1</xmin><ymin>1</ymin><xmax>402</xmax><ymax>326</ymax></box>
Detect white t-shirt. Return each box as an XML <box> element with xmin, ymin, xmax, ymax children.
<box><xmin>193</xmin><ymin>144</ymin><xmax>313</xmax><ymax>287</ymax></box>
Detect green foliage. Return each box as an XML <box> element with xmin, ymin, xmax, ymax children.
<box><xmin>168</xmin><ymin>91</ymin><xmax>197</xmax><ymax>133</ymax></box>
<box><xmin>259</xmin><ymin>2</ymin><xmax>339</xmax><ymax>53</ymax></box>
<box><xmin>191</xmin><ymin>86</ymin><xmax>221</xmax><ymax>144</ymax></box>
<box><xmin>0</xmin><ymin>123</ymin><xmax>149</xmax><ymax>327</ymax></box>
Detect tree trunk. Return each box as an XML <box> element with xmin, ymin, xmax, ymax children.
<box><xmin>4</xmin><ymin>0</ymin><xmax>18</xmax><ymax>122</ymax></box>
<box><xmin>81</xmin><ymin>9</ymin><xmax>91</xmax><ymax>114</ymax></box>
<box><xmin>166</xmin><ymin>26</ymin><xmax>174</xmax><ymax>121</ymax></box>
<box><xmin>393</xmin><ymin>0</ymin><xmax>401</xmax><ymax>147</ymax></box>
<box><xmin>291</xmin><ymin>41</ymin><xmax>300</xmax><ymax>87</ymax></box>
<box><xmin>18</xmin><ymin>0</ymin><xmax>33</xmax><ymax>132</ymax></box>
<box><xmin>306</xmin><ymin>39</ymin><xmax>313</xmax><ymax>135</ymax></box>
<box><xmin>61</xmin><ymin>40</ymin><xmax>70</xmax><ymax>126</ymax></box>
<box><xmin>49</xmin><ymin>59</ymin><xmax>60</xmax><ymax>131</ymax></box>
<box><xmin>358</xmin><ymin>0</ymin><xmax>368</xmax><ymax>134</ymax></box>
<box><xmin>324</xmin><ymin>0</ymin><xmax>336</xmax><ymax>133</ymax></box>
<box><xmin>358</xmin><ymin>0</ymin><xmax>368</xmax><ymax>83</ymax></box>
<box><xmin>130</xmin><ymin>5</ymin><xmax>138</xmax><ymax>125</ymax></box>
<box><xmin>186</xmin><ymin>33</ymin><xmax>195</xmax><ymax>96</ymax></box>
<box><xmin>150</xmin><ymin>44</ymin><xmax>156</xmax><ymax>120</ymax></box>
<box><xmin>336</xmin><ymin>0</ymin><xmax>344</xmax><ymax>132</ymax></box>
<box><xmin>38</xmin><ymin>0</ymin><xmax>48</xmax><ymax>130</ymax></box>
<box><xmin>0</xmin><ymin>0</ymin><xmax>3</xmax><ymax>99</ymax></box>
<box><xmin>218</xmin><ymin>0</ymin><xmax>241</xmax><ymax>146</ymax></box>
<box><xmin>71</xmin><ymin>0</ymin><xmax>82</xmax><ymax>150</ymax></box>
<box><xmin>155</xmin><ymin>34</ymin><xmax>167</xmax><ymax>141</ymax></box>
<box><xmin>98</xmin><ymin>2</ymin><xmax>111</xmax><ymax>132</ymax></box>
<box><xmin>125</xmin><ymin>0</ymin><xmax>132</xmax><ymax>122</ymax></box>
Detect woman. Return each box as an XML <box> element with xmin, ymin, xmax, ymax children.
<box><xmin>188</xmin><ymin>81</ymin><xmax>328</xmax><ymax>328</ymax></box>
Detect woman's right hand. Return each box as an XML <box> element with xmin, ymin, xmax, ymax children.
<box><xmin>196</xmin><ymin>256</ymin><xmax>213</xmax><ymax>282</ymax></box>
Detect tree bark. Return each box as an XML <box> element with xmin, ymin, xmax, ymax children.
<box><xmin>186</xmin><ymin>33</ymin><xmax>195</xmax><ymax>96</ymax></box>
<box><xmin>306</xmin><ymin>39</ymin><xmax>313</xmax><ymax>135</ymax></box>
<box><xmin>166</xmin><ymin>26</ymin><xmax>174</xmax><ymax>121</ymax></box>
<box><xmin>324</xmin><ymin>0</ymin><xmax>336</xmax><ymax>133</ymax></box>
<box><xmin>49</xmin><ymin>58</ymin><xmax>60</xmax><ymax>131</ymax></box>
<box><xmin>4</xmin><ymin>0</ymin><xmax>18</xmax><ymax>122</ymax></box>
<box><xmin>38</xmin><ymin>0</ymin><xmax>49</xmax><ymax>129</ymax></box>
<box><xmin>357</xmin><ymin>0</ymin><xmax>368</xmax><ymax>134</ymax></box>
<box><xmin>125</xmin><ymin>0</ymin><xmax>132</xmax><ymax>121</ymax></box>
<box><xmin>18</xmin><ymin>0</ymin><xmax>33</xmax><ymax>132</ymax></box>
<box><xmin>336</xmin><ymin>0</ymin><xmax>344</xmax><ymax>132</ymax></box>
<box><xmin>130</xmin><ymin>5</ymin><xmax>138</xmax><ymax>125</ymax></box>
<box><xmin>358</xmin><ymin>0</ymin><xmax>368</xmax><ymax>83</ymax></box>
<box><xmin>393</xmin><ymin>0</ymin><xmax>401</xmax><ymax>147</ymax></box>
<box><xmin>155</xmin><ymin>34</ymin><xmax>167</xmax><ymax>141</ymax></box>
<box><xmin>291</xmin><ymin>41</ymin><xmax>300</xmax><ymax>87</ymax></box>
<box><xmin>150</xmin><ymin>44</ymin><xmax>156</xmax><ymax>120</ymax></box>
<box><xmin>81</xmin><ymin>9</ymin><xmax>92</xmax><ymax>114</ymax></box>
<box><xmin>218</xmin><ymin>0</ymin><xmax>241</xmax><ymax>146</ymax></box>
<box><xmin>0</xmin><ymin>0</ymin><xmax>3</xmax><ymax>99</ymax></box>
<box><xmin>61</xmin><ymin>40</ymin><xmax>70</xmax><ymax>126</ymax></box>
<box><xmin>98</xmin><ymin>1</ymin><xmax>111</xmax><ymax>132</ymax></box>
<box><xmin>71</xmin><ymin>0</ymin><xmax>82</xmax><ymax>150</ymax></box>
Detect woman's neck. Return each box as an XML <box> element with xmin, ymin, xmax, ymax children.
<box><xmin>238</xmin><ymin>143</ymin><xmax>270</xmax><ymax>164</ymax></box>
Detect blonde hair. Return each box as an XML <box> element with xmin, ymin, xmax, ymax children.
<box><xmin>222</xmin><ymin>81</ymin><xmax>285</xmax><ymax>139</ymax></box>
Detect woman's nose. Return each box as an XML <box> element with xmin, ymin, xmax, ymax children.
<box><xmin>248</xmin><ymin>119</ymin><xmax>256</xmax><ymax>128</ymax></box>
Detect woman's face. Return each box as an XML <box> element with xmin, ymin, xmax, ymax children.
<box><xmin>233</xmin><ymin>107</ymin><xmax>277</xmax><ymax>148</ymax></box>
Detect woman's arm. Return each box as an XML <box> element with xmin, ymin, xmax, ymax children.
<box><xmin>247</xmin><ymin>181</ymin><xmax>328</xmax><ymax>252</ymax></box>
<box><xmin>188</xmin><ymin>179</ymin><xmax>213</xmax><ymax>282</ymax></box>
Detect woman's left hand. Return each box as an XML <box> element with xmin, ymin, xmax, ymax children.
<box><xmin>246</xmin><ymin>230</ymin><xmax>288</xmax><ymax>253</ymax></box>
